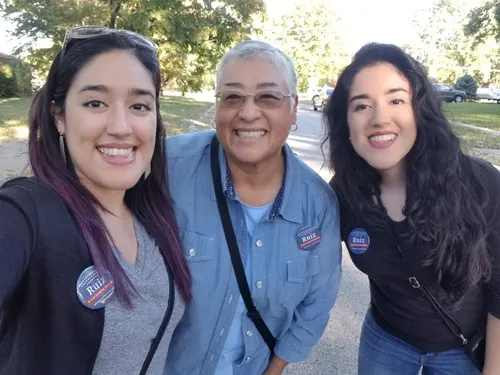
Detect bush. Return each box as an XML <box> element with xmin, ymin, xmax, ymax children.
<box><xmin>455</xmin><ymin>75</ymin><xmax>478</xmax><ymax>99</ymax></box>
<box><xmin>0</xmin><ymin>64</ymin><xmax>17</xmax><ymax>98</ymax></box>
<box><xmin>0</xmin><ymin>60</ymin><xmax>34</xmax><ymax>98</ymax></box>
<box><xmin>12</xmin><ymin>60</ymin><xmax>34</xmax><ymax>96</ymax></box>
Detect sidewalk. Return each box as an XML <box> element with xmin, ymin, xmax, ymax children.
<box><xmin>454</xmin><ymin>121</ymin><xmax>500</xmax><ymax>136</ymax></box>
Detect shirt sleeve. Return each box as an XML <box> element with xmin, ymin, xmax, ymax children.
<box><xmin>0</xmin><ymin>197</ymin><xmax>34</xmax><ymax>304</ymax></box>
<box><xmin>274</xmin><ymin>193</ymin><xmax>342</xmax><ymax>363</ymax></box>
<box><xmin>486</xmin><ymin>165</ymin><xmax>500</xmax><ymax>318</ymax></box>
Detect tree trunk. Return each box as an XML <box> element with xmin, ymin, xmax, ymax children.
<box><xmin>108</xmin><ymin>0</ymin><xmax>125</xmax><ymax>29</ymax></box>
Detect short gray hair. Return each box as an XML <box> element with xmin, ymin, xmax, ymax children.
<box><xmin>216</xmin><ymin>40</ymin><xmax>298</xmax><ymax>96</ymax></box>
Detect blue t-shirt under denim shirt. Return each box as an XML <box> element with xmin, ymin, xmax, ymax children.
<box><xmin>164</xmin><ymin>131</ymin><xmax>342</xmax><ymax>375</ymax></box>
<box><xmin>215</xmin><ymin>201</ymin><xmax>274</xmax><ymax>375</ymax></box>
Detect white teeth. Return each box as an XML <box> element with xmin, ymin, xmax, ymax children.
<box><xmin>236</xmin><ymin>130</ymin><xmax>266</xmax><ymax>138</ymax></box>
<box><xmin>97</xmin><ymin>147</ymin><xmax>134</xmax><ymax>157</ymax></box>
<box><xmin>369</xmin><ymin>134</ymin><xmax>396</xmax><ymax>142</ymax></box>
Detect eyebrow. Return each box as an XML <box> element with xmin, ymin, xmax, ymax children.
<box><xmin>78</xmin><ymin>85</ymin><xmax>155</xmax><ymax>99</ymax></box>
<box><xmin>129</xmin><ymin>88</ymin><xmax>155</xmax><ymax>99</ymax></box>
<box><xmin>257</xmin><ymin>82</ymin><xmax>280</xmax><ymax>89</ymax></box>
<box><xmin>78</xmin><ymin>84</ymin><xmax>109</xmax><ymax>94</ymax></box>
<box><xmin>349</xmin><ymin>87</ymin><xmax>409</xmax><ymax>103</ymax></box>
<box><xmin>222</xmin><ymin>82</ymin><xmax>280</xmax><ymax>89</ymax></box>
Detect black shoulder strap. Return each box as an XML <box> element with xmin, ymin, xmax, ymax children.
<box><xmin>210</xmin><ymin>135</ymin><xmax>276</xmax><ymax>353</ymax></box>
<box><xmin>139</xmin><ymin>266</ymin><xmax>175</xmax><ymax>375</ymax></box>
<box><xmin>374</xmin><ymin>191</ymin><xmax>469</xmax><ymax>345</ymax></box>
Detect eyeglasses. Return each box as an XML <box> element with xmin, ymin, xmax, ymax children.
<box><xmin>215</xmin><ymin>91</ymin><xmax>293</xmax><ymax>110</ymax></box>
<box><xmin>60</xmin><ymin>25</ymin><xmax>158</xmax><ymax>61</ymax></box>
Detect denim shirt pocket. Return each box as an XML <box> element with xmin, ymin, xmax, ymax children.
<box><xmin>282</xmin><ymin>255</ymin><xmax>320</xmax><ymax>307</ymax></box>
<box><xmin>180</xmin><ymin>229</ymin><xmax>214</xmax><ymax>286</ymax></box>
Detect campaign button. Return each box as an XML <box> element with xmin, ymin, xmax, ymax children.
<box><xmin>296</xmin><ymin>226</ymin><xmax>322</xmax><ymax>251</ymax></box>
<box><xmin>76</xmin><ymin>266</ymin><xmax>115</xmax><ymax>310</ymax></box>
<box><xmin>348</xmin><ymin>228</ymin><xmax>370</xmax><ymax>255</ymax></box>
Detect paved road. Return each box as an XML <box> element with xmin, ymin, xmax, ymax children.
<box><xmin>286</xmin><ymin>104</ymin><xmax>370</xmax><ymax>375</ymax></box>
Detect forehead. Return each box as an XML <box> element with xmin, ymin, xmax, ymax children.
<box><xmin>70</xmin><ymin>50</ymin><xmax>155</xmax><ymax>95</ymax></box>
<box><xmin>219</xmin><ymin>57</ymin><xmax>288</xmax><ymax>91</ymax></box>
<box><xmin>350</xmin><ymin>62</ymin><xmax>410</xmax><ymax>93</ymax></box>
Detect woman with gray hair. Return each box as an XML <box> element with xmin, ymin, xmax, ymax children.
<box><xmin>164</xmin><ymin>40</ymin><xmax>342</xmax><ymax>375</ymax></box>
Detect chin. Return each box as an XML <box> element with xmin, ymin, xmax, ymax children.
<box><xmin>98</xmin><ymin>174</ymin><xmax>144</xmax><ymax>191</ymax></box>
<box><xmin>231</xmin><ymin>150</ymin><xmax>267</xmax><ymax>165</ymax></box>
<box><xmin>365</xmin><ymin>158</ymin><xmax>403</xmax><ymax>171</ymax></box>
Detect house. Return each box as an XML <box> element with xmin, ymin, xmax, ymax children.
<box><xmin>0</xmin><ymin>52</ymin><xmax>17</xmax><ymax>65</ymax></box>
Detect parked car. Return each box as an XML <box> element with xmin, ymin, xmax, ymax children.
<box><xmin>308</xmin><ymin>87</ymin><xmax>322</xmax><ymax>101</ymax></box>
<box><xmin>476</xmin><ymin>87</ymin><xmax>500</xmax><ymax>104</ymax></box>
<box><xmin>313</xmin><ymin>87</ymin><xmax>334</xmax><ymax>111</ymax></box>
<box><xmin>433</xmin><ymin>84</ymin><xmax>466</xmax><ymax>103</ymax></box>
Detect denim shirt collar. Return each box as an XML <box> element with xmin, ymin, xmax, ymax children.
<box><xmin>210</xmin><ymin>140</ymin><xmax>302</xmax><ymax>223</ymax></box>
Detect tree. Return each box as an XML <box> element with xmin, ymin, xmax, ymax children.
<box><xmin>257</xmin><ymin>0</ymin><xmax>348</xmax><ymax>92</ymax></box>
<box><xmin>0</xmin><ymin>0</ymin><xmax>265</xmax><ymax>91</ymax></box>
<box><xmin>455</xmin><ymin>74</ymin><xmax>478</xmax><ymax>98</ymax></box>
<box><xmin>408</xmin><ymin>0</ymin><xmax>500</xmax><ymax>86</ymax></box>
<box><xmin>464</xmin><ymin>1</ymin><xmax>500</xmax><ymax>45</ymax></box>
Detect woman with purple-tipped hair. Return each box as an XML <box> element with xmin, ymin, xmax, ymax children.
<box><xmin>0</xmin><ymin>26</ymin><xmax>191</xmax><ymax>375</ymax></box>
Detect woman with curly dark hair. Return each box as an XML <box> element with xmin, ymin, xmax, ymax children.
<box><xmin>324</xmin><ymin>43</ymin><xmax>500</xmax><ymax>375</ymax></box>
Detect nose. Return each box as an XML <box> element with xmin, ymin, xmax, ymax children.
<box><xmin>369</xmin><ymin>102</ymin><xmax>391</xmax><ymax>128</ymax></box>
<box><xmin>107</xmin><ymin>105</ymin><xmax>132</xmax><ymax>137</ymax></box>
<box><xmin>238</xmin><ymin>96</ymin><xmax>262</xmax><ymax>122</ymax></box>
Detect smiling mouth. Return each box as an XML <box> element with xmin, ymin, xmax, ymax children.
<box><xmin>235</xmin><ymin>130</ymin><xmax>266</xmax><ymax>139</ymax></box>
<box><xmin>97</xmin><ymin>147</ymin><xmax>135</xmax><ymax>157</ymax></box>
<box><xmin>369</xmin><ymin>134</ymin><xmax>397</xmax><ymax>143</ymax></box>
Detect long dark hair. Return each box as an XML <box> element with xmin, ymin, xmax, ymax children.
<box><xmin>29</xmin><ymin>31</ymin><xmax>191</xmax><ymax>305</ymax></box>
<box><xmin>324</xmin><ymin>43</ymin><xmax>491</xmax><ymax>301</ymax></box>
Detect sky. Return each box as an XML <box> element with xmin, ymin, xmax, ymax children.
<box><xmin>0</xmin><ymin>0</ymin><xmax>484</xmax><ymax>56</ymax></box>
<box><xmin>265</xmin><ymin>0</ymin><xmax>436</xmax><ymax>53</ymax></box>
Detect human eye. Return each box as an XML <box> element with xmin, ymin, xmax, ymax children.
<box><xmin>223</xmin><ymin>92</ymin><xmax>244</xmax><ymax>102</ymax></box>
<box><xmin>353</xmin><ymin>103</ymin><xmax>370</xmax><ymax>112</ymax></box>
<box><xmin>258</xmin><ymin>91</ymin><xmax>282</xmax><ymax>101</ymax></box>
<box><xmin>131</xmin><ymin>103</ymin><xmax>152</xmax><ymax>112</ymax></box>
<box><xmin>83</xmin><ymin>100</ymin><xmax>106</xmax><ymax>109</ymax></box>
<box><xmin>391</xmin><ymin>98</ymin><xmax>405</xmax><ymax>105</ymax></box>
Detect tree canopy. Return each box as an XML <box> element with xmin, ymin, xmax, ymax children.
<box><xmin>258</xmin><ymin>0</ymin><xmax>349</xmax><ymax>92</ymax></box>
<box><xmin>1</xmin><ymin>0</ymin><xmax>265</xmax><ymax>91</ymax></box>
<box><xmin>464</xmin><ymin>0</ymin><xmax>500</xmax><ymax>45</ymax></box>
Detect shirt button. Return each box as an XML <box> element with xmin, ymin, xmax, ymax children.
<box><xmin>256</xmin><ymin>240</ymin><xmax>263</xmax><ymax>248</ymax></box>
<box><xmin>188</xmin><ymin>248</ymin><xmax>196</xmax><ymax>257</ymax></box>
<box><xmin>256</xmin><ymin>281</ymin><xmax>263</xmax><ymax>289</ymax></box>
<box><xmin>246</xmin><ymin>330</ymin><xmax>253</xmax><ymax>336</ymax></box>
<box><xmin>245</xmin><ymin>356</ymin><xmax>251</xmax><ymax>361</ymax></box>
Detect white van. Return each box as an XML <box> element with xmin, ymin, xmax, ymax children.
<box><xmin>476</xmin><ymin>87</ymin><xmax>500</xmax><ymax>103</ymax></box>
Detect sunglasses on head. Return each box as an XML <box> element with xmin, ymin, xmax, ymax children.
<box><xmin>59</xmin><ymin>25</ymin><xmax>158</xmax><ymax>61</ymax></box>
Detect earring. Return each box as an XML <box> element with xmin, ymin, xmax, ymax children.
<box><xmin>144</xmin><ymin>163</ymin><xmax>151</xmax><ymax>180</ymax></box>
<box><xmin>59</xmin><ymin>133</ymin><xmax>67</xmax><ymax>165</ymax></box>
<box><xmin>291</xmin><ymin>123</ymin><xmax>298</xmax><ymax>132</ymax></box>
<box><xmin>211</xmin><ymin>121</ymin><xmax>216</xmax><ymax>129</ymax></box>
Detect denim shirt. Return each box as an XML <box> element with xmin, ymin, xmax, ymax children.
<box><xmin>164</xmin><ymin>131</ymin><xmax>342</xmax><ymax>375</ymax></box>
<box><xmin>216</xmin><ymin>201</ymin><xmax>274</xmax><ymax>374</ymax></box>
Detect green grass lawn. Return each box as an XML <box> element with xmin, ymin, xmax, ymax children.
<box><xmin>452</xmin><ymin>125</ymin><xmax>500</xmax><ymax>165</ymax></box>
<box><xmin>442</xmin><ymin>102</ymin><xmax>500</xmax><ymax>131</ymax></box>
<box><xmin>0</xmin><ymin>97</ymin><xmax>31</xmax><ymax>140</ymax></box>
<box><xmin>0</xmin><ymin>95</ymin><xmax>213</xmax><ymax>141</ymax></box>
<box><xmin>160</xmin><ymin>95</ymin><xmax>213</xmax><ymax>135</ymax></box>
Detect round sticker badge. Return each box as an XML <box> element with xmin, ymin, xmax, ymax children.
<box><xmin>348</xmin><ymin>228</ymin><xmax>370</xmax><ymax>255</ymax></box>
<box><xmin>76</xmin><ymin>266</ymin><xmax>115</xmax><ymax>310</ymax></box>
<box><xmin>296</xmin><ymin>226</ymin><xmax>322</xmax><ymax>251</ymax></box>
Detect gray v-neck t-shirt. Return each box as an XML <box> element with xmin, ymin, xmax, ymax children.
<box><xmin>91</xmin><ymin>219</ymin><xmax>184</xmax><ymax>375</ymax></box>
